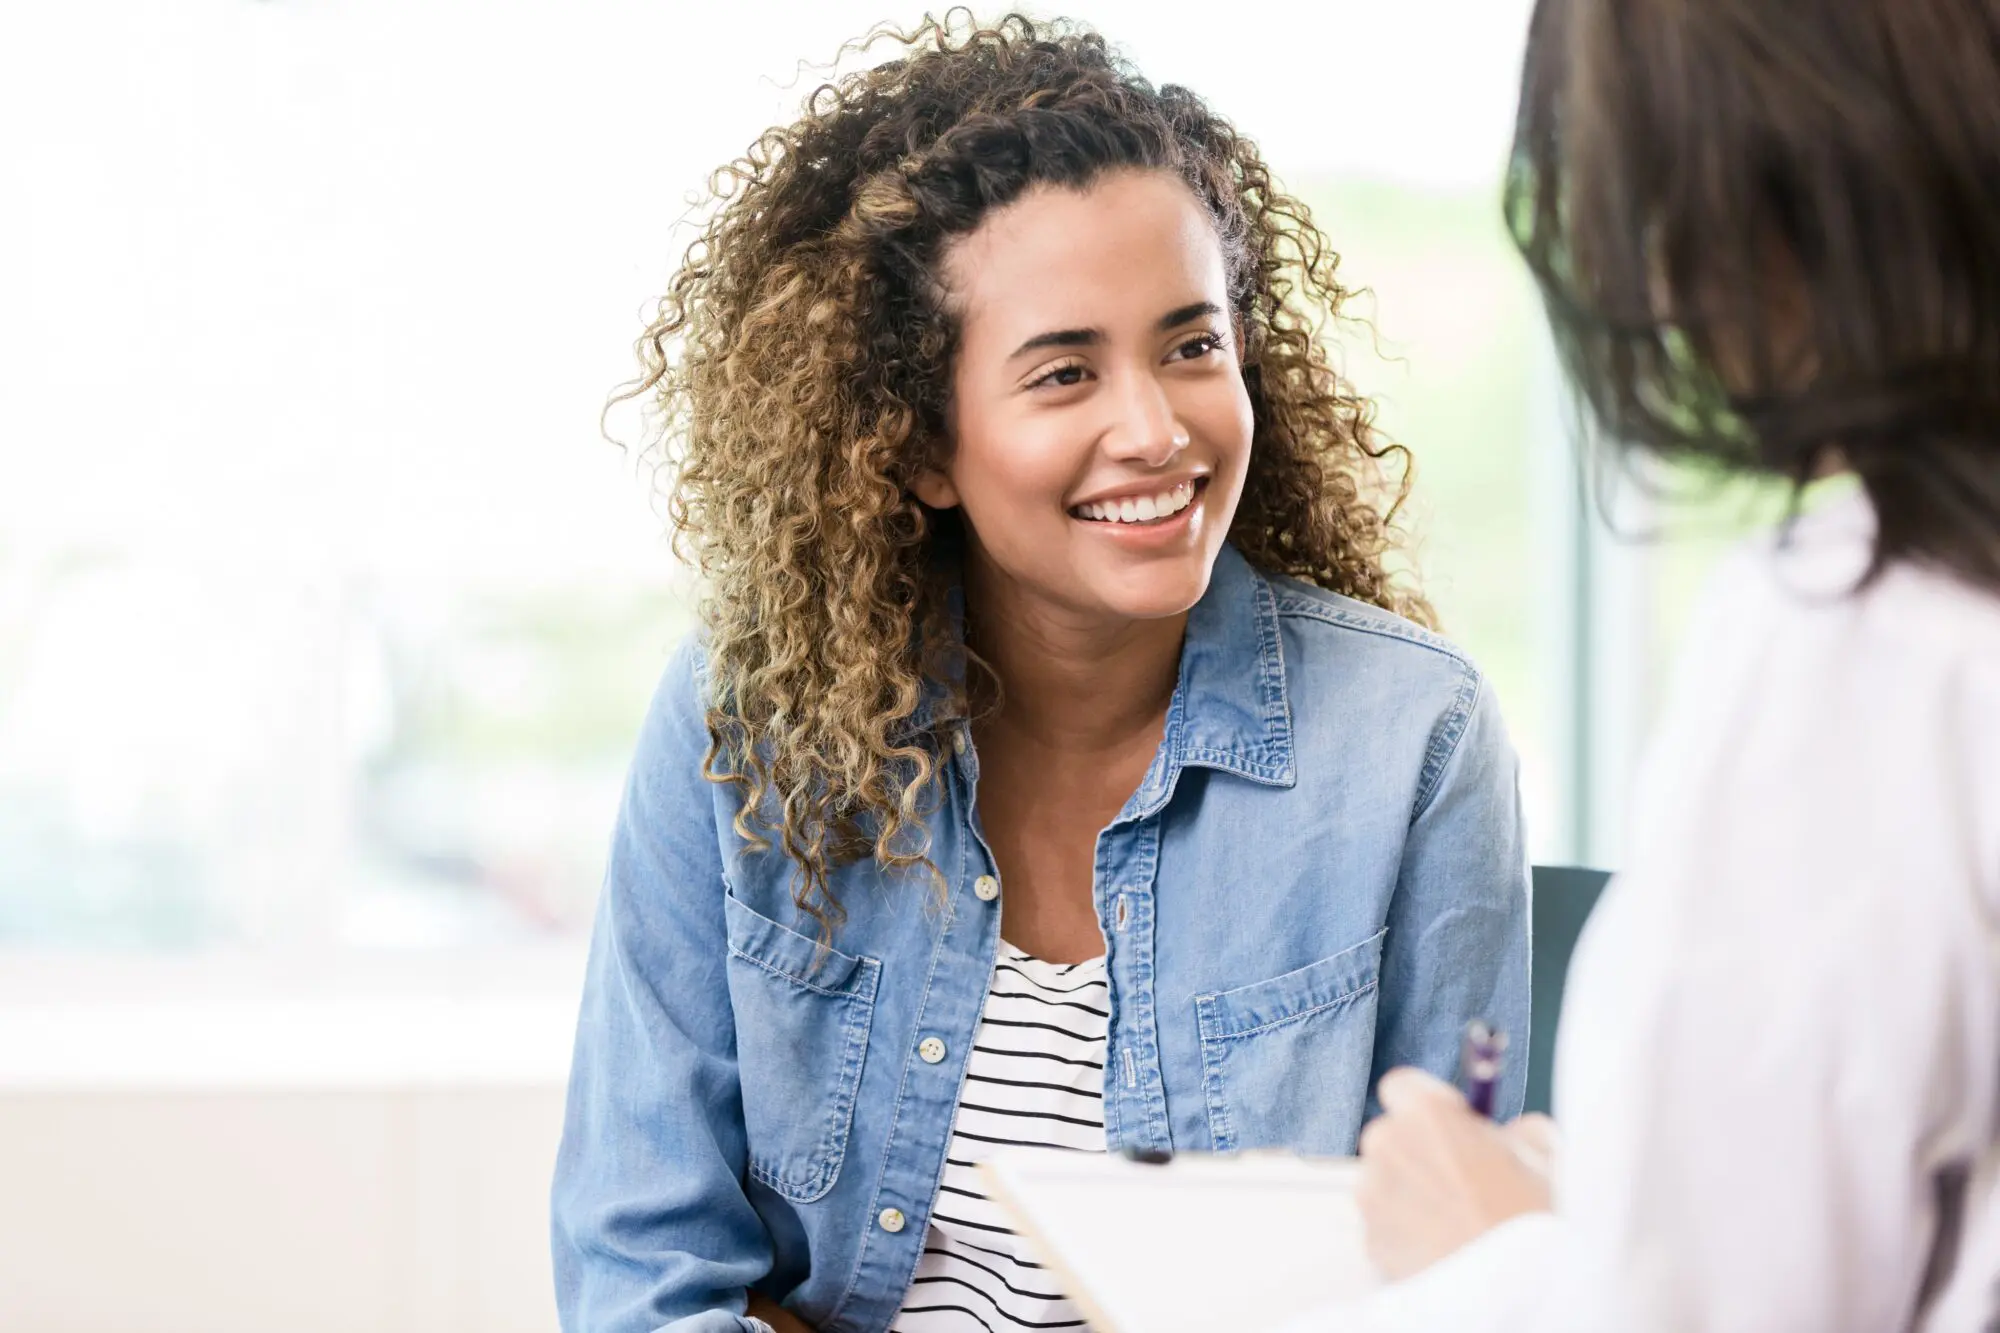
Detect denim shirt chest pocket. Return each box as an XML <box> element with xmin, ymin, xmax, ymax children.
<box><xmin>1193</xmin><ymin>928</ymin><xmax>1386</xmax><ymax>1155</ymax></box>
<box><xmin>723</xmin><ymin>892</ymin><xmax>881</xmax><ymax>1203</ymax></box>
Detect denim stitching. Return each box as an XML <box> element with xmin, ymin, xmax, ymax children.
<box><xmin>1138</xmin><ymin>822</ymin><xmax>1169</xmax><ymax>1145</ymax></box>
<box><xmin>740</xmin><ymin>971</ymin><xmax>878</xmax><ymax>1203</ymax></box>
<box><xmin>1252</xmin><ymin>572</ymin><xmax>1293</xmax><ymax>765</ymax></box>
<box><xmin>1412</xmin><ymin>667</ymin><xmax>1481</xmax><ymax>821</ymax></box>
<box><xmin>1192</xmin><ymin>993</ymin><xmax>1237</xmax><ymax>1151</ymax></box>
<box><xmin>1145</xmin><ymin>563</ymin><xmax>1295</xmax><ymax>799</ymax></box>
<box><xmin>1198</xmin><ymin>980</ymin><xmax>1380</xmax><ymax>1043</ymax></box>
<box><xmin>726</xmin><ymin>944</ymin><xmax>879</xmax><ymax>1001</ymax></box>
<box><xmin>1179</xmin><ymin>746</ymin><xmax>1291</xmax><ymax>783</ymax></box>
<box><xmin>1269</xmin><ymin>589</ymin><xmax>1477</xmax><ymax>670</ymax></box>
<box><xmin>1195</xmin><ymin>979</ymin><xmax>1379</xmax><ymax>1150</ymax></box>
<box><xmin>1100</xmin><ymin>815</ymin><xmax>1170</xmax><ymax>1147</ymax></box>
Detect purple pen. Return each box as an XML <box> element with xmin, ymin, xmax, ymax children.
<box><xmin>1460</xmin><ymin>1020</ymin><xmax>1509</xmax><ymax>1119</ymax></box>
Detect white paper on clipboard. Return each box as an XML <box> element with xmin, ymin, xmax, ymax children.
<box><xmin>978</xmin><ymin>1148</ymin><xmax>1379</xmax><ymax>1333</ymax></box>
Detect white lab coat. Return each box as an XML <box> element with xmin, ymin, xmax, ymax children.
<box><xmin>1291</xmin><ymin>491</ymin><xmax>2000</xmax><ymax>1332</ymax></box>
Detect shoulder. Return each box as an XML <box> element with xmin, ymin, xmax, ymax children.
<box><xmin>1700</xmin><ymin>489</ymin><xmax>2000</xmax><ymax>685</ymax></box>
<box><xmin>629</xmin><ymin>628</ymin><xmax>717</xmax><ymax>776</ymax></box>
<box><xmin>1264</xmin><ymin>573</ymin><xmax>1486</xmax><ymax>720</ymax></box>
<box><xmin>1640</xmin><ymin>495</ymin><xmax>2000</xmax><ymax>912</ymax></box>
<box><xmin>1260</xmin><ymin>574</ymin><xmax>1506</xmax><ymax>811</ymax></box>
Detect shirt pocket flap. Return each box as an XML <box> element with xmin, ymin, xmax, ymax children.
<box><xmin>1195</xmin><ymin>927</ymin><xmax>1386</xmax><ymax>1041</ymax></box>
<box><xmin>724</xmin><ymin>892</ymin><xmax>880</xmax><ymax>1001</ymax></box>
<box><xmin>722</xmin><ymin>891</ymin><xmax>881</xmax><ymax>1203</ymax></box>
<box><xmin>1191</xmin><ymin>929</ymin><xmax>1387</xmax><ymax>1154</ymax></box>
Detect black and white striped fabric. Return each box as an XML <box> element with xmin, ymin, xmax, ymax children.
<box><xmin>892</xmin><ymin>943</ymin><xmax>1108</xmax><ymax>1333</ymax></box>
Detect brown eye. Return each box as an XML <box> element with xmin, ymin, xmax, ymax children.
<box><xmin>1027</xmin><ymin>359</ymin><xmax>1089</xmax><ymax>390</ymax></box>
<box><xmin>1173</xmin><ymin>333</ymin><xmax>1226</xmax><ymax>361</ymax></box>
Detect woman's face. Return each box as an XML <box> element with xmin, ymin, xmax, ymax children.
<box><xmin>916</xmin><ymin>168</ymin><xmax>1254</xmax><ymax>628</ymax></box>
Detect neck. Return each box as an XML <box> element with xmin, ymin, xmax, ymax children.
<box><xmin>963</xmin><ymin>553</ymin><xmax>1186</xmax><ymax>754</ymax></box>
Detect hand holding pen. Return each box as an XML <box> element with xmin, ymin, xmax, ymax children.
<box><xmin>1354</xmin><ymin>1022</ymin><xmax>1556</xmax><ymax>1281</ymax></box>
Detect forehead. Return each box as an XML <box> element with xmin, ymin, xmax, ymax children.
<box><xmin>943</xmin><ymin>169</ymin><xmax>1229</xmax><ymax>340</ymax></box>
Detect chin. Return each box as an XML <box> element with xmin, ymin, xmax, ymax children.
<box><xmin>1084</xmin><ymin>557</ymin><xmax>1218</xmax><ymax>622</ymax></box>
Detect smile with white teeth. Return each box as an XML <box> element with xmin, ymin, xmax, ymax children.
<box><xmin>1071</xmin><ymin>479</ymin><xmax>1200</xmax><ymax>525</ymax></box>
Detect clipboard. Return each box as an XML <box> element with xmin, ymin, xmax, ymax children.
<box><xmin>978</xmin><ymin>1148</ymin><xmax>1379</xmax><ymax>1333</ymax></box>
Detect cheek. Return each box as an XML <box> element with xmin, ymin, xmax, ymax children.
<box><xmin>1190</xmin><ymin>378</ymin><xmax>1256</xmax><ymax>467</ymax></box>
<box><xmin>950</xmin><ymin>427</ymin><xmax>1076</xmax><ymax>531</ymax></box>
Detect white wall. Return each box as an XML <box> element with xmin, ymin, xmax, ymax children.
<box><xmin>0</xmin><ymin>1084</ymin><xmax>566</xmax><ymax>1333</ymax></box>
<box><xmin>0</xmin><ymin>956</ymin><xmax>582</xmax><ymax>1332</ymax></box>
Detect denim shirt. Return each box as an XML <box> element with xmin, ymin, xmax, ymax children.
<box><xmin>552</xmin><ymin>544</ymin><xmax>1531</xmax><ymax>1333</ymax></box>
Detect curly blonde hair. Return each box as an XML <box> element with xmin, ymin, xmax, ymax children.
<box><xmin>616</xmin><ymin>10</ymin><xmax>1430</xmax><ymax>936</ymax></box>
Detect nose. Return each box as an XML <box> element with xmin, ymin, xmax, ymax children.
<box><xmin>1103</xmin><ymin>369</ymin><xmax>1190</xmax><ymax>469</ymax></box>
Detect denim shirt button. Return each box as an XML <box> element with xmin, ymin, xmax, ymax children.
<box><xmin>973</xmin><ymin>875</ymin><xmax>1000</xmax><ymax>902</ymax></box>
<box><xmin>918</xmin><ymin>1037</ymin><xmax>947</xmax><ymax>1064</ymax></box>
<box><xmin>877</xmin><ymin>1208</ymin><xmax>907</xmax><ymax>1234</ymax></box>
<box><xmin>952</xmin><ymin>730</ymin><xmax>968</xmax><ymax>756</ymax></box>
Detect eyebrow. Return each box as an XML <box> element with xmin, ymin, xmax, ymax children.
<box><xmin>1007</xmin><ymin>301</ymin><xmax>1225</xmax><ymax>361</ymax></box>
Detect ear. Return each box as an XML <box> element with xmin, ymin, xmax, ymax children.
<box><xmin>910</xmin><ymin>467</ymin><xmax>961</xmax><ymax>510</ymax></box>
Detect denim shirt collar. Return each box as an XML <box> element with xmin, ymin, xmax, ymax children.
<box><xmin>1133</xmin><ymin>542</ymin><xmax>1297</xmax><ymax>813</ymax></box>
<box><xmin>906</xmin><ymin>543</ymin><xmax>1297</xmax><ymax>801</ymax></box>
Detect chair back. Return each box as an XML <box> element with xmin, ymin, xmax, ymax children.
<box><xmin>1526</xmin><ymin>864</ymin><xmax>1613</xmax><ymax>1115</ymax></box>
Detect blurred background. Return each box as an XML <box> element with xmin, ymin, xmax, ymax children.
<box><xmin>0</xmin><ymin>2</ymin><xmax>1780</xmax><ymax>1329</ymax></box>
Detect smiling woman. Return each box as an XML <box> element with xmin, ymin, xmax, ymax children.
<box><xmin>550</xmin><ymin>14</ymin><xmax>1531</xmax><ymax>1333</ymax></box>
<box><xmin>914</xmin><ymin>172</ymin><xmax>1253</xmax><ymax>636</ymax></box>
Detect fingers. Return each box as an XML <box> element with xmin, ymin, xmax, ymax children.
<box><xmin>1357</xmin><ymin>1112</ymin><xmax>1392</xmax><ymax>1160</ymax></box>
<box><xmin>1375</xmin><ymin>1065</ymin><xmax>1466</xmax><ymax>1116</ymax></box>
<box><xmin>1362</xmin><ymin>1067</ymin><xmax>1472</xmax><ymax>1165</ymax></box>
<box><xmin>1353</xmin><ymin>1148</ymin><xmax>1410</xmax><ymax>1277</ymax></box>
<box><xmin>1503</xmin><ymin>1112</ymin><xmax>1560</xmax><ymax>1175</ymax></box>
<box><xmin>1507</xmin><ymin>1112</ymin><xmax>1558</xmax><ymax>1153</ymax></box>
<box><xmin>1356</xmin><ymin>1073</ymin><xmax>1556</xmax><ymax>1283</ymax></box>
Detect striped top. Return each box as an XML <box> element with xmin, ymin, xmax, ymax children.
<box><xmin>891</xmin><ymin>943</ymin><xmax>1108</xmax><ymax>1333</ymax></box>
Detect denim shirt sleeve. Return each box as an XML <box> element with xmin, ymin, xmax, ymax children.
<box><xmin>1369</xmin><ymin>675</ymin><xmax>1532</xmax><ymax>1119</ymax></box>
<box><xmin>551</xmin><ymin>638</ymin><xmax>771</xmax><ymax>1333</ymax></box>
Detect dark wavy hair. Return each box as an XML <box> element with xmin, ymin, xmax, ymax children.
<box><xmin>1508</xmin><ymin>0</ymin><xmax>2000</xmax><ymax>592</ymax></box>
<box><xmin>617</xmin><ymin>10</ymin><xmax>1426</xmax><ymax>935</ymax></box>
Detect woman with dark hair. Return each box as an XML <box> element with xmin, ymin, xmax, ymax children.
<box><xmin>1302</xmin><ymin>1</ymin><xmax>2000</xmax><ymax>1329</ymax></box>
<box><xmin>550</xmin><ymin>13</ymin><xmax>1530</xmax><ymax>1333</ymax></box>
